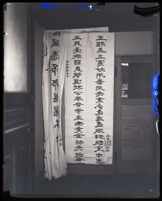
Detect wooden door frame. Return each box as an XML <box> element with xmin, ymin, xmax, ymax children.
<box><xmin>3</xmin><ymin>4</ymin><xmax>35</xmax><ymax>194</ymax></box>
<box><xmin>26</xmin><ymin>4</ymin><xmax>35</xmax><ymax>193</ymax></box>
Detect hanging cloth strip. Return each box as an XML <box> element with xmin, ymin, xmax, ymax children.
<box><xmin>42</xmin><ymin>27</ymin><xmax>109</xmax><ymax>180</ymax></box>
<box><xmin>64</xmin><ymin>32</ymin><xmax>115</xmax><ymax>165</ymax></box>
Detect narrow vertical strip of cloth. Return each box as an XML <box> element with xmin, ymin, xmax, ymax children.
<box><xmin>42</xmin><ymin>32</ymin><xmax>68</xmax><ymax>179</ymax></box>
<box><xmin>42</xmin><ymin>31</ymin><xmax>52</xmax><ymax>179</ymax></box>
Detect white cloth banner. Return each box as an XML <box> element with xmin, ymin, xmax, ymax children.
<box><xmin>65</xmin><ymin>33</ymin><xmax>115</xmax><ymax>164</ymax></box>
<box><xmin>42</xmin><ymin>32</ymin><xmax>68</xmax><ymax>180</ymax></box>
<box><xmin>42</xmin><ymin>27</ymin><xmax>109</xmax><ymax>180</ymax></box>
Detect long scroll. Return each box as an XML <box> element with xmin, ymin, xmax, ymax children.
<box><xmin>42</xmin><ymin>27</ymin><xmax>109</xmax><ymax>179</ymax></box>
<box><xmin>65</xmin><ymin>32</ymin><xmax>115</xmax><ymax>165</ymax></box>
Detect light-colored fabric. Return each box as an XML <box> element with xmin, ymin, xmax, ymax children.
<box><xmin>45</xmin><ymin>27</ymin><xmax>109</xmax><ymax>33</ymax></box>
<box><xmin>64</xmin><ymin>33</ymin><xmax>115</xmax><ymax>164</ymax></box>
<box><xmin>42</xmin><ymin>32</ymin><xmax>68</xmax><ymax>180</ymax></box>
<box><xmin>42</xmin><ymin>27</ymin><xmax>109</xmax><ymax>180</ymax></box>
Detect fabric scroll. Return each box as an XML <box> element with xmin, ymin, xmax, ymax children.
<box><xmin>64</xmin><ymin>32</ymin><xmax>115</xmax><ymax>165</ymax></box>
<box><xmin>42</xmin><ymin>27</ymin><xmax>109</xmax><ymax>179</ymax></box>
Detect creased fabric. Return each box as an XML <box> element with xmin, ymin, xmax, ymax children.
<box><xmin>42</xmin><ymin>32</ymin><xmax>68</xmax><ymax>179</ymax></box>
<box><xmin>64</xmin><ymin>32</ymin><xmax>115</xmax><ymax>165</ymax></box>
<box><xmin>42</xmin><ymin>27</ymin><xmax>109</xmax><ymax>179</ymax></box>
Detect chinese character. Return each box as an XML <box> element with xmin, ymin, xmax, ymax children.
<box><xmin>51</xmin><ymin>64</ymin><xmax>58</xmax><ymax>76</ymax></box>
<box><xmin>95</xmin><ymin>79</ymin><xmax>105</xmax><ymax>85</ymax></box>
<box><xmin>51</xmin><ymin>39</ymin><xmax>60</xmax><ymax>47</ymax></box>
<box><xmin>74</xmin><ymin>60</ymin><xmax>81</xmax><ymax>65</ymax></box>
<box><xmin>74</xmin><ymin>66</ymin><xmax>82</xmax><ymax>72</ymax></box>
<box><xmin>74</xmin><ymin>41</ymin><xmax>81</xmax><ymax>46</ymax></box>
<box><xmin>53</xmin><ymin>32</ymin><xmax>60</xmax><ymax>36</ymax></box>
<box><xmin>96</xmin><ymin>158</ymin><xmax>103</xmax><ymax>164</ymax></box>
<box><xmin>94</xmin><ymin>134</ymin><xmax>105</xmax><ymax>139</ymax></box>
<box><xmin>54</xmin><ymin>119</ymin><xmax>59</xmax><ymax>128</ymax></box>
<box><xmin>96</xmin><ymin>85</ymin><xmax>105</xmax><ymax>91</ymax></box>
<box><xmin>95</xmin><ymin>91</ymin><xmax>104</xmax><ymax>97</ymax></box>
<box><xmin>96</xmin><ymin>97</ymin><xmax>104</xmax><ymax>103</ymax></box>
<box><xmin>73</xmin><ymin>35</ymin><xmax>82</xmax><ymax>40</ymax></box>
<box><xmin>96</xmin><ymin>73</ymin><xmax>105</xmax><ymax>79</ymax></box>
<box><xmin>74</xmin><ymin>96</ymin><xmax>84</xmax><ymax>102</ymax></box>
<box><xmin>96</xmin><ymin>115</ymin><xmax>104</xmax><ymax>122</ymax></box>
<box><xmin>94</xmin><ymin>128</ymin><xmax>104</xmax><ymax>134</ymax></box>
<box><xmin>74</xmin><ymin>91</ymin><xmax>83</xmax><ymax>96</ymax></box>
<box><xmin>96</xmin><ymin>41</ymin><xmax>106</xmax><ymax>47</ymax></box>
<box><xmin>73</xmin><ymin>54</ymin><xmax>82</xmax><ymax>59</ymax></box>
<box><xmin>53</xmin><ymin>93</ymin><xmax>58</xmax><ymax>103</ymax></box>
<box><xmin>50</xmin><ymin>50</ymin><xmax>59</xmax><ymax>60</ymax></box>
<box><xmin>74</xmin><ymin>126</ymin><xmax>83</xmax><ymax>133</ymax></box>
<box><xmin>95</xmin><ymin>67</ymin><xmax>105</xmax><ymax>73</ymax></box>
<box><xmin>95</xmin><ymin>55</ymin><xmax>105</xmax><ymax>60</ymax></box>
<box><xmin>97</xmin><ymin>60</ymin><xmax>104</xmax><ymax>67</ymax></box>
<box><xmin>94</xmin><ymin>145</ymin><xmax>104</xmax><ymax>152</ymax></box>
<box><xmin>73</xmin><ymin>79</ymin><xmax>82</xmax><ymax>85</ymax></box>
<box><xmin>53</xmin><ymin>106</ymin><xmax>59</xmax><ymax>117</ymax></box>
<box><xmin>73</xmin><ymin>85</ymin><xmax>83</xmax><ymax>90</ymax></box>
<box><xmin>96</xmin><ymin>153</ymin><xmax>103</xmax><ymax>158</ymax></box>
<box><xmin>96</xmin><ymin>35</ymin><xmax>107</xmax><ymax>41</ymax></box>
<box><xmin>74</xmin><ymin>115</ymin><xmax>84</xmax><ymax>121</ymax></box>
<box><xmin>52</xmin><ymin>79</ymin><xmax>58</xmax><ymax>90</ymax></box>
<box><xmin>74</xmin><ymin>133</ymin><xmax>84</xmax><ymax>138</ymax></box>
<box><xmin>93</xmin><ymin>140</ymin><xmax>104</xmax><ymax>146</ymax></box>
<box><xmin>75</xmin><ymin>140</ymin><xmax>84</xmax><ymax>145</ymax></box>
<box><xmin>73</xmin><ymin>47</ymin><xmax>82</xmax><ymax>54</ymax></box>
<box><xmin>74</xmin><ymin>121</ymin><xmax>84</xmax><ymax>127</ymax></box>
<box><xmin>95</xmin><ymin>121</ymin><xmax>103</xmax><ymax>127</ymax></box>
<box><xmin>74</xmin><ymin>107</ymin><xmax>83</xmax><ymax>114</ymax></box>
<box><xmin>73</xmin><ymin>72</ymin><xmax>82</xmax><ymax>78</ymax></box>
<box><xmin>97</xmin><ymin>48</ymin><xmax>106</xmax><ymax>54</ymax></box>
<box><xmin>95</xmin><ymin>103</ymin><xmax>103</xmax><ymax>109</ymax></box>
<box><xmin>73</xmin><ymin>102</ymin><xmax>84</xmax><ymax>107</ymax></box>
<box><xmin>74</xmin><ymin>145</ymin><xmax>83</xmax><ymax>151</ymax></box>
<box><xmin>95</xmin><ymin>109</ymin><xmax>103</xmax><ymax>116</ymax></box>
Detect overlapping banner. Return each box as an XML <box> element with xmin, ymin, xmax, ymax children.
<box><xmin>64</xmin><ymin>32</ymin><xmax>115</xmax><ymax>164</ymax></box>
<box><xmin>42</xmin><ymin>27</ymin><xmax>114</xmax><ymax>179</ymax></box>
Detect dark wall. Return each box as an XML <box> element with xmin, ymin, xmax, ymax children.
<box><xmin>30</xmin><ymin>3</ymin><xmax>158</xmax><ymax>32</ymax></box>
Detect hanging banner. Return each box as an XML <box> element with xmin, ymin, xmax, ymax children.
<box><xmin>65</xmin><ymin>32</ymin><xmax>115</xmax><ymax>165</ymax></box>
<box><xmin>42</xmin><ymin>27</ymin><xmax>109</xmax><ymax>179</ymax></box>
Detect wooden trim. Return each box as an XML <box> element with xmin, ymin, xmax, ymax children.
<box><xmin>152</xmin><ymin>29</ymin><xmax>160</xmax><ymax>192</ymax></box>
<box><xmin>27</xmin><ymin>4</ymin><xmax>35</xmax><ymax>194</ymax></box>
<box><xmin>120</xmin><ymin>55</ymin><xmax>153</xmax><ymax>63</ymax></box>
<box><xmin>4</xmin><ymin>123</ymin><xmax>29</xmax><ymax>134</ymax></box>
<box><xmin>115</xmin><ymin>56</ymin><xmax>122</xmax><ymax>172</ymax></box>
<box><xmin>4</xmin><ymin>107</ymin><xmax>26</xmax><ymax>113</ymax></box>
<box><xmin>112</xmin><ymin>33</ymin><xmax>116</xmax><ymax>166</ymax></box>
<box><xmin>4</xmin><ymin>154</ymin><xmax>11</xmax><ymax>160</ymax></box>
<box><xmin>121</xmin><ymin>99</ymin><xmax>152</xmax><ymax>105</ymax></box>
<box><xmin>4</xmin><ymin>107</ymin><xmax>27</xmax><ymax>131</ymax></box>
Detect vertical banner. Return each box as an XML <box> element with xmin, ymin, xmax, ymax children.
<box><xmin>65</xmin><ymin>32</ymin><xmax>115</xmax><ymax>165</ymax></box>
<box><xmin>42</xmin><ymin>30</ymin><xmax>68</xmax><ymax>179</ymax></box>
<box><xmin>42</xmin><ymin>27</ymin><xmax>109</xmax><ymax>179</ymax></box>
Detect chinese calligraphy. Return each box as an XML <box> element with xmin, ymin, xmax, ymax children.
<box><xmin>94</xmin><ymin>35</ymin><xmax>107</xmax><ymax>164</ymax></box>
<box><xmin>72</xmin><ymin>35</ymin><xmax>85</xmax><ymax>162</ymax></box>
